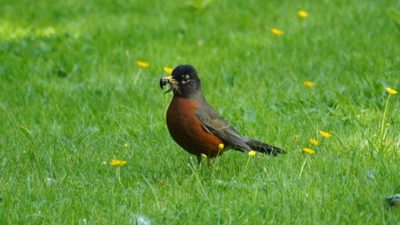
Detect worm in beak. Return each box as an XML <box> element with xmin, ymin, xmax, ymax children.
<box><xmin>159</xmin><ymin>76</ymin><xmax>176</xmax><ymax>93</ymax></box>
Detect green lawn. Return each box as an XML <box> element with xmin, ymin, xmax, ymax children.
<box><xmin>1</xmin><ymin>0</ymin><xmax>399</xmax><ymax>224</ymax></box>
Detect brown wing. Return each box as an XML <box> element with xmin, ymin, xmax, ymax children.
<box><xmin>194</xmin><ymin>105</ymin><xmax>251</xmax><ymax>152</ymax></box>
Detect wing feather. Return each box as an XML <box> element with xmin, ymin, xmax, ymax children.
<box><xmin>194</xmin><ymin>106</ymin><xmax>251</xmax><ymax>152</ymax></box>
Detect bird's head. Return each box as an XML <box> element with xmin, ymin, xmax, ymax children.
<box><xmin>160</xmin><ymin>65</ymin><xmax>201</xmax><ymax>98</ymax></box>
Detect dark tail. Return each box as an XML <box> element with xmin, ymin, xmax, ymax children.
<box><xmin>245</xmin><ymin>139</ymin><xmax>287</xmax><ymax>156</ymax></box>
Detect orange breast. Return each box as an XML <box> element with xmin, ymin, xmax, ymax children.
<box><xmin>166</xmin><ymin>97</ymin><xmax>225</xmax><ymax>157</ymax></box>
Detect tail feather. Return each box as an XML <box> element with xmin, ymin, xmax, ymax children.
<box><xmin>245</xmin><ymin>139</ymin><xmax>286</xmax><ymax>156</ymax></box>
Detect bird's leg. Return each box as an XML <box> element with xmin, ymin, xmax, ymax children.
<box><xmin>196</xmin><ymin>155</ymin><xmax>202</xmax><ymax>165</ymax></box>
<box><xmin>207</xmin><ymin>157</ymin><xmax>213</xmax><ymax>166</ymax></box>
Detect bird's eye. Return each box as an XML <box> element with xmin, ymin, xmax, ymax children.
<box><xmin>181</xmin><ymin>75</ymin><xmax>190</xmax><ymax>84</ymax></box>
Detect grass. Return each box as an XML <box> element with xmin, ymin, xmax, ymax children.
<box><xmin>0</xmin><ymin>0</ymin><xmax>399</xmax><ymax>224</ymax></box>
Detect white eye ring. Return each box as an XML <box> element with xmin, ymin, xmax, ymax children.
<box><xmin>182</xmin><ymin>75</ymin><xmax>190</xmax><ymax>84</ymax></box>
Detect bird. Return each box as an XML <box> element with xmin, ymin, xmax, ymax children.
<box><xmin>160</xmin><ymin>65</ymin><xmax>286</xmax><ymax>163</ymax></box>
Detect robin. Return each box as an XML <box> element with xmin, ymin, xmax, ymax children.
<box><xmin>160</xmin><ymin>65</ymin><xmax>286</xmax><ymax>163</ymax></box>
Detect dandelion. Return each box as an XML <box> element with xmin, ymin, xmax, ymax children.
<box><xmin>134</xmin><ymin>60</ymin><xmax>149</xmax><ymax>85</ymax></box>
<box><xmin>271</xmin><ymin>28</ymin><xmax>284</xmax><ymax>36</ymax></box>
<box><xmin>310</xmin><ymin>138</ymin><xmax>319</xmax><ymax>146</ymax></box>
<box><xmin>303</xmin><ymin>147</ymin><xmax>315</xmax><ymax>154</ymax></box>
<box><xmin>380</xmin><ymin>87</ymin><xmax>397</xmax><ymax>142</ymax></box>
<box><xmin>303</xmin><ymin>81</ymin><xmax>316</xmax><ymax>87</ymax></box>
<box><xmin>386</xmin><ymin>88</ymin><xmax>397</xmax><ymax>95</ymax></box>
<box><xmin>319</xmin><ymin>131</ymin><xmax>332</xmax><ymax>139</ymax></box>
<box><xmin>218</xmin><ymin>143</ymin><xmax>224</xmax><ymax>151</ymax></box>
<box><xmin>298</xmin><ymin>10</ymin><xmax>309</xmax><ymax>18</ymax></box>
<box><xmin>110</xmin><ymin>159</ymin><xmax>127</xmax><ymax>166</ymax></box>
<box><xmin>136</xmin><ymin>60</ymin><xmax>150</xmax><ymax>68</ymax></box>
<box><xmin>164</xmin><ymin>66</ymin><xmax>173</xmax><ymax>75</ymax></box>
<box><xmin>248</xmin><ymin>150</ymin><xmax>257</xmax><ymax>157</ymax></box>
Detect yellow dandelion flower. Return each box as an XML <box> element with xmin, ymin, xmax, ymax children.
<box><xmin>386</xmin><ymin>88</ymin><xmax>397</xmax><ymax>95</ymax></box>
<box><xmin>110</xmin><ymin>159</ymin><xmax>127</xmax><ymax>166</ymax></box>
<box><xmin>136</xmin><ymin>60</ymin><xmax>149</xmax><ymax>68</ymax></box>
<box><xmin>298</xmin><ymin>10</ymin><xmax>309</xmax><ymax>18</ymax></box>
<box><xmin>248</xmin><ymin>150</ymin><xmax>257</xmax><ymax>157</ymax></box>
<box><xmin>303</xmin><ymin>147</ymin><xmax>315</xmax><ymax>154</ymax></box>
<box><xmin>218</xmin><ymin>143</ymin><xmax>224</xmax><ymax>151</ymax></box>
<box><xmin>319</xmin><ymin>131</ymin><xmax>332</xmax><ymax>139</ymax></box>
<box><xmin>303</xmin><ymin>81</ymin><xmax>316</xmax><ymax>87</ymax></box>
<box><xmin>164</xmin><ymin>66</ymin><xmax>173</xmax><ymax>75</ymax></box>
<box><xmin>310</xmin><ymin>138</ymin><xmax>319</xmax><ymax>146</ymax></box>
<box><xmin>271</xmin><ymin>28</ymin><xmax>284</xmax><ymax>36</ymax></box>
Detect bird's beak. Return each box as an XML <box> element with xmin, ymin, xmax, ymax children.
<box><xmin>159</xmin><ymin>76</ymin><xmax>177</xmax><ymax>93</ymax></box>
